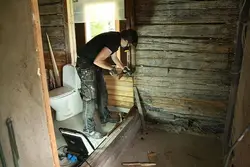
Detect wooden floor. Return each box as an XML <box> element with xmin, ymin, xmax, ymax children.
<box><xmin>115</xmin><ymin>129</ymin><xmax>223</xmax><ymax>167</ymax></box>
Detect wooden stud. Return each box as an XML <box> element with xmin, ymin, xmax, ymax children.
<box><xmin>31</xmin><ymin>0</ymin><xmax>60</xmax><ymax>166</ymax></box>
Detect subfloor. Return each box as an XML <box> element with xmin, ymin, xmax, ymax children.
<box><xmin>115</xmin><ymin>129</ymin><xmax>223</xmax><ymax>167</ymax></box>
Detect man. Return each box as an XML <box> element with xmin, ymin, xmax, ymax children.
<box><xmin>76</xmin><ymin>29</ymin><xmax>138</xmax><ymax>139</ymax></box>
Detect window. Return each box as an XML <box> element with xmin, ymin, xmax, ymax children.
<box><xmin>84</xmin><ymin>2</ymin><xmax>116</xmax><ymax>42</ymax></box>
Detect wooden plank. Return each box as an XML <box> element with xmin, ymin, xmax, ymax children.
<box><xmin>122</xmin><ymin>162</ymin><xmax>156</xmax><ymax>166</ymax></box>
<box><xmin>38</xmin><ymin>0</ymin><xmax>61</xmax><ymax>5</ymax></box>
<box><xmin>40</xmin><ymin>15</ymin><xmax>64</xmax><ymax>26</ymax></box>
<box><xmin>107</xmin><ymin>85</ymin><xmax>133</xmax><ymax>92</ymax></box>
<box><xmin>134</xmin><ymin>78</ymin><xmax>229</xmax><ymax>91</ymax></box>
<box><xmin>141</xmin><ymin>96</ymin><xmax>227</xmax><ymax>109</ymax></box>
<box><xmin>140</xmin><ymin>96</ymin><xmax>227</xmax><ymax>119</ymax></box>
<box><xmin>134</xmin><ymin>87</ymin><xmax>146</xmax><ymax>132</ymax></box>
<box><xmin>108</xmin><ymin>95</ymin><xmax>134</xmax><ymax>103</ymax></box>
<box><xmin>106</xmin><ymin>80</ymin><xmax>133</xmax><ymax>87</ymax></box>
<box><xmin>41</xmin><ymin>26</ymin><xmax>64</xmax><ymax>37</ymax></box>
<box><xmin>39</xmin><ymin>3</ymin><xmax>62</xmax><ymax>15</ymax></box>
<box><xmin>137</xmin><ymin>37</ymin><xmax>233</xmax><ymax>54</ymax></box>
<box><xmin>108</xmin><ymin>100</ymin><xmax>134</xmax><ymax>108</ymax></box>
<box><xmin>134</xmin><ymin>66</ymin><xmax>230</xmax><ymax>80</ymax></box>
<box><xmin>134</xmin><ymin>76</ymin><xmax>230</xmax><ymax>86</ymax></box>
<box><xmin>136</xmin><ymin>58</ymin><xmax>229</xmax><ymax>71</ymax></box>
<box><xmin>81</xmin><ymin>110</ymin><xmax>141</xmax><ymax>167</ymax></box>
<box><xmin>46</xmin><ymin>33</ymin><xmax>61</xmax><ymax>87</ymax></box>
<box><xmin>136</xmin><ymin>9</ymin><xmax>238</xmax><ymax>24</ymax></box>
<box><xmin>108</xmin><ymin>89</ymin><xmax>133</xmax><ymax>97</ymax></box>
<box><xmin>136</xmin><ymin>1</ymin><xmax>238</xmax><ymax>10</ymax></box>
<box><xmin>137</xmin><ymin>24</ymin><xmax>234</xmax><ymax>39</ymax></box>
<box><xmin>136</xmin><ymin>51</ymin><xmax>231</xmax><ymax>61</ymax></box>
<box><xmin>104</xmin><ymin>75</ymin><xmax>133</xmax><ymax>82</ymax></box>
<box><xmin>42</xmin><ymin>36</ymin><xmax>65</xmax><ymax>51</ymax></box>
<box><xmin>137</xmin><ymin>86</ymin><xmax>229</xmax><ymax>100</ymax></box>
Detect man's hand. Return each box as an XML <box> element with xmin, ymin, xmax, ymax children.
<box><xmin>111</xmin><ymin>54</ymin><xmax>124</xmax><ymax>69</ymax></box>
<box><xmin>122</xmin><ymin>66</ymin><xmax>132</xmax><ymax>76</ymax></box>
<box><xmin>109</xmin><ymin>66</ymin><xmax>118</xmax><ymax>76</ymax></box>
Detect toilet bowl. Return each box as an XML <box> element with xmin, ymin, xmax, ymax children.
<box><xmin>49</xmin><ymin>64</ymin><xmax>83</xmax><ymax>121</ymax></box>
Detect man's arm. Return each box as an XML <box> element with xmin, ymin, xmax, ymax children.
<box><xmin>111</xmin><ymin>54</ymin><xmax>124</xmax><ymax>70</ymax></box>
<box><xmin>93</xmin><ymin>47</ymin><xmax>113</xmax><ymax>70</ymax></box>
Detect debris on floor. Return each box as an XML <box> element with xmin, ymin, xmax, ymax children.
<box><xmin>115</xmin><ymin>129</ymin><xmax>223</xmax><ymax>167</ymax></box>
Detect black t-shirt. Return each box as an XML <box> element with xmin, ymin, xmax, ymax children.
<box><xmin>77</xmin><ymin>31</ymin><xmax>121</xmax><ymax>65</ymax></box>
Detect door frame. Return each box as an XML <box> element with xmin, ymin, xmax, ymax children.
<box><xmin>32</xmin><ymin>0</ymin><xmax>60</xmax><ymax>166</ymax></box>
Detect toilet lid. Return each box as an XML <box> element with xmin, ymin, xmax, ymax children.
<box><xmin>49</xmin><ymin>86</ymin><xmax>74</xmax><ymax>99</ymax></box>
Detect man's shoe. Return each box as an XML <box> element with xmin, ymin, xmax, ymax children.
<box><xmin>84</xmin><ymin>130</ymin><xmax>104</xmax><ymax>139</ymax></box>
<box><xmin>101</xmin><ymin>116</ymin><xmax>120</xmax><ymax>124</ymax></box>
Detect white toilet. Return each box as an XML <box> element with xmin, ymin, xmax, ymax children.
<box><xmin>49</xmin><ymin>64</ymin><xmax>83</xmax><ymax>121</ymax></box>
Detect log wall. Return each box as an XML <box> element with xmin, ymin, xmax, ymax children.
<box><xmin>134</xmin><ymin>0</ymin><xmax>239</xmax><ymax>134</ymax></box>
<box><xmin>38</xmin><ymin>0</ymin><xmax>70</xmax><ymax>82</ymax></box>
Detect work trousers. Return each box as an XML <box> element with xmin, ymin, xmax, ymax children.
<box><xmin>76</xmin><ymin>58</ymin><xmax>110</xmax><ymax>132</ymax></box>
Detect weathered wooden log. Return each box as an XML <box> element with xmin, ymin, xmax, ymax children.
<box><xmin>136</xmin><ymin>51</ymin><xmax>231</xmax><ymax>62</ymax></box>
<box><xmin>136</xmin><ymin>58</ymin><xmax>229</xmax><ymax>71</ymax></box>
<box><xmin>136</xmin><ymin>9</ymin><xmax>238</xmax><ymax>24</ymax></box>
<box><xmin>137</xmin><ymin>37</ymin><xmax>233</xmax><ymax>54</ymax></box>
<box><xmin>136</xmin><ymin>0</ymin><xmax>238</xmax><ymax>10</ymax></box>
<box><xmin>39</xmin><ymin>3</ymin><xmax>62</xmax><ymax>15</ymax></box>
<box><xmin>40</xmin><ymin>15</ymin><xmax>64</xmax><ymax>26</ymax></box>
<box><xmin>136</xmin><ymin>86</ymin><xmax>229</xmax><ymax>100</ymax></box>
<box><xmin>137</xmin><ymin>24</ymin><xmax>234</xmax><ymax>39</ymax></box>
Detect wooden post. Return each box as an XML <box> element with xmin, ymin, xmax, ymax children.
<box><xmin>46</xmin><ymin>33</ymin><xmax>61</xmax><ymax>87</ymax></box>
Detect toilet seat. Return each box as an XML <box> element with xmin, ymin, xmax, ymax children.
<box><xmin>49</xmin><ymin>86</ymin><xmax>74</xmax><ymax>99</ymax></box>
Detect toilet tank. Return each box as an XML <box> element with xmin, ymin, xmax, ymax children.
<box><xmin>63</xmin><ymin>64</ymin><xmax>81</xmax><ymax>89</ymax></box>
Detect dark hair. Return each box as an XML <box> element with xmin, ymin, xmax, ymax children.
<box><xmin>120</xmin><ymin>29</ymin><xmax>138</xmax><ymax>47</ymax></box>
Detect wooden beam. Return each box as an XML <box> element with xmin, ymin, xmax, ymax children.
<box><xmin>134</xmin><ymin>87</ymin><xmax>146</xmax><ymax>132</ymax></box>
<box><xmin>42</xmin><ymin>36</ymin><xmax>65</xmax><ymax>51</ymax></box>
<box><xmin>137</xmin><ymin>24</ymin><xmax>234</xmax><ymax>39</ymax></box>
<box><xmin>41</xmin><ymin>27</ymin><xmax>64</xmax><ymax>37</ymax></box>
<box><xmin>40</xmin><ymin>15</ymin><xmax>64</xmax><ymax>26</ymax></box>
<box><xmin>30</xmin><ymin>0</ymin><xmax>60</xmax><ymax>166</ymax></box>
<box><xmin>134</xmin><ymin>67</ymin><xmax>230</xmax><ymax>80</ymax></box>
<box><xmin>122</xmin><ymin>162</ymin><xmax>156</xmax><ymax>166</ymax></box>
<box><xmin>137</xmin><ymin>37</ymin><xmax>233</xmax><ymax>54</ymax></box>
<box><xmin>136</xmin><ymin>51</ymin><xmax>231</xmax><ymax>61</ymax></box>
<box><xmin>141</xmin><ymin>97</ymin><xmax>226</xmax><ymax>120</ymax></box>
<box><xmin>81</xmin><ymin>109</ymin><xmax>141</xmax><ymax>167</ymax></box>
<box><xmin>136</xmin><ymin>0</ymin><xmax>238</xmax><ymax>10</ymax></box>
<box><xmin>136</xmin><ymin>85</ymin><xmax>228</xmax><ymax>100</ymax></box>
<box><xmin>39</xmin><ymin>3</ymin><xmax>62</xmax><ymax>15</ymax></box>
<box><xmin>136</xmin><ymin>9</ymin><xmax>238</xmax><ymax>24</ymax></box>
<box><xmin>136</xmin><ymin>58</ymin><xmax>229</xmax><ymax>71</ymax></box>
<box><xmin>38</xmin><ymin>0</ymin><xmax>61</xmax><ymax>5</ymax></box>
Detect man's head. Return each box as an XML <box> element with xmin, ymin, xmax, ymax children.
<box><xmin>120</xmin><ymin>29</ymin><xmax>138</xmax><ymax>49</ymax></box>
